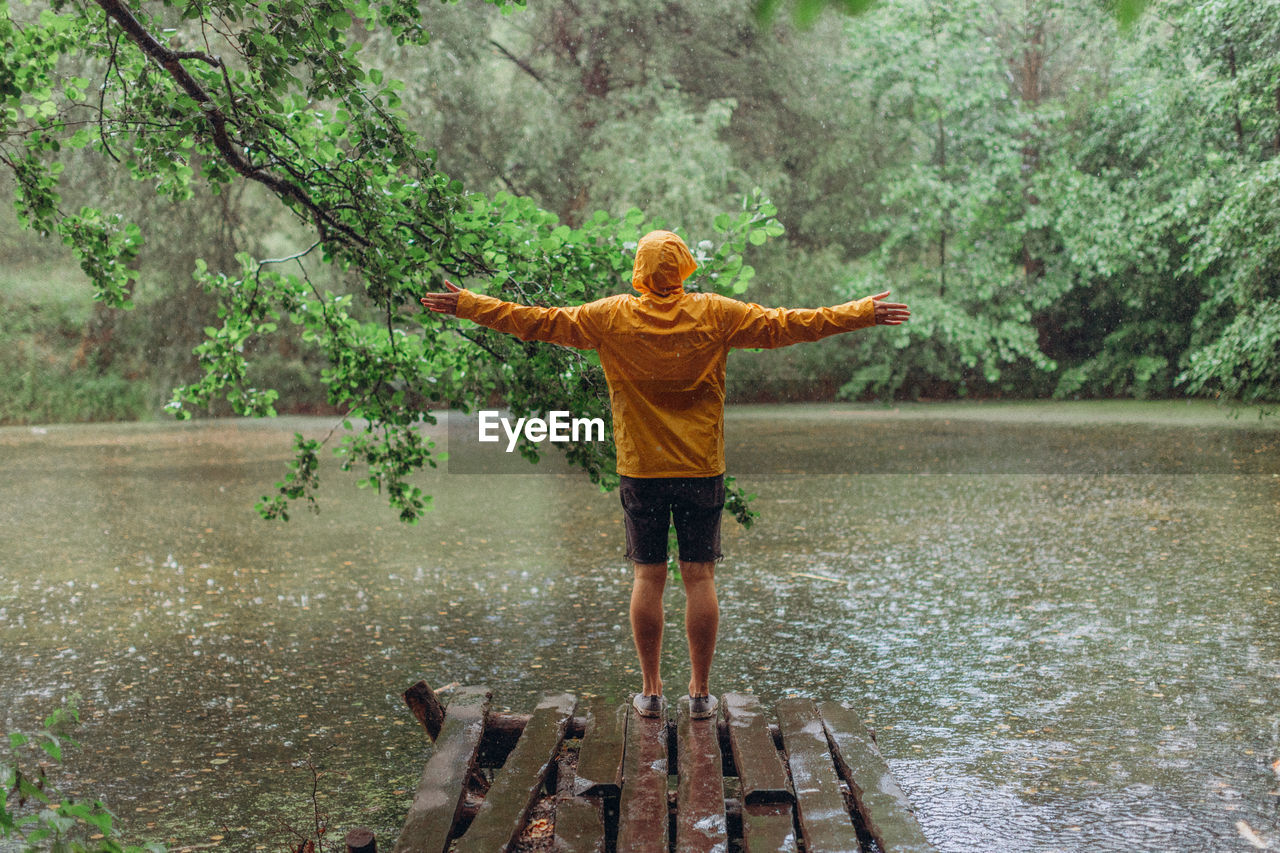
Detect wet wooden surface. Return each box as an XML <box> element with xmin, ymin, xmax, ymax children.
<box><xmin>675</xmin><ymin>696</ymin><xmax>728</xmax><ymax>852</ymax></box>
<box><xmin>574</xmin><ymin>694</ymin><xmax>628</xmax><ymax>798</ymax></box>
<box><xmin>402</xmin><ymin>680</ymin><xmax>447</xmax><ymax>742</ymax></box>
<box><xmin>553</xmin><ymin>731</ymin><xmax>610</xmax><ymax>853</ymax></box>
<box><xmin>392</xmin><ymin>686</ymin><xmax>491</xmax><ymax>853</ymax></box>
<box><xmin>776</xmin><ymin>697</ymin><xmax>863</xmax><ymax>853</ymax></box>
<box><xmin>724</xmin><ymin>692</ymin><xmax>791</xmax><ymax>804</ymax></box>
<box><xmin>552</xmin><ymin>795</ymin><xmax>608</xmax><ymax>853</ymax></box>
<box><xmin>818</xmin><ymin>701</ymin><xmax>938</xmax><ymax>853</ymax></box>
<box><xmin>394</xmin><ymin>687</ymin><xmax>931</xmax><ymax>853</ymax></box>
<box><xmin>455</xmin><ymin>693</ymin><xmax>576</xmax><ymax>853</ymax></box>
<box><xmin>742</xmin><ymin>801</ymin><xmax>799</xmax><ymax>853</ymax></box>
<box><xmin>616</xmin><ymin>703</ymin><xmax>670</xmax><ymax>853</ymax></box>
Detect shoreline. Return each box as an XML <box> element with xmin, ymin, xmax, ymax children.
<box><xmin>3</xmin><ymin>397</ymin><xmax>1276</xmax><ymax>438</ymax></box>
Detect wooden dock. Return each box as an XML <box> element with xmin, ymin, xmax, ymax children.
<box><xmin>384</xmin><ymin>682</ymin><xmax>936</xmax><ymax>853</ymax></box>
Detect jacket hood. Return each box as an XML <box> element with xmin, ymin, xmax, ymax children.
<box><xmin>632</xmin><ymin>230</ymin><xmax>697</xmax><ymax>296</ymax></box>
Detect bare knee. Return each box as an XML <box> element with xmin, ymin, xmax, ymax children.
<box><xmin>633</xmin><ymin>562</ymin><xmax>669</xmax><ymax>588</ymax></box>
<box><xmin>678</xmin><ymin>560</ymin><xmax>716</xmax><ymax>588</ymax></box>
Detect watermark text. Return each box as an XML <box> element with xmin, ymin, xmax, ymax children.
<box><xmin>478</xmin><ymin>410</ymin><xmax>606</xmax><ymax>452</ymax></box>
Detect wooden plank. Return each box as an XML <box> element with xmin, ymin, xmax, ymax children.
<box><xmin>616</xmin><ymin>700</ymin><xmax>669</xmax><ymax>853</ymax></box>
<box><xmin>574</xmin><ymin>695</ymin><xmax>628</xmax><ymax>798</ymax></box>
<box><xmin>675</xmin><ymin>696</ymin><xmax>728</xmax><ymax>852</ymax></box>
<box><xmin>455</xmin><ymin>693</ymin><xmax>577</xmax><ymax>853</ymax></box>
<box><xmin>817</xmin><ymin>702</ymin><xmax>937</xmax><ymax>853</ymax></box>
<box><xmin>553</xmin><ymin>796</ymin><xmax>607</xmax><ymax>853</ymax></box>
<box><xmin>776</xmin><ymin>698</ymin><xmax>862</xmax><ymax>853</ymax></box>
<box><xmin>403</xmin><ymin>680</ymin><xmax>446</xmax><ymax>741</ymax></box>
<box><xmin>553</xmin><ymin>747</ymin><xmax>607</xmax><ymax>853</ymax></box>
<box><xmin>393</xmin><ymin>686</ymin><xmax>491</xmax><ymax>853</ymax></box>
<box><xmin>724</xmin><ymin>693</ymin><xmax>790</xmax><ymax>804</ymax></box>
<box><xmin>742</xmin><ymin>802</ymin><xmax>798</xmax><ymax>853</ymax></box>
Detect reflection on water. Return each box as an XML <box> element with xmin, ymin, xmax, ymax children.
<box><xmin>1</xmin><ymin>404</ymin><xmax>1278</xmax><ymax>852</ymax></box>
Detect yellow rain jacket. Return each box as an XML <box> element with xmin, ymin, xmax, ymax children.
<box><xmin>454</xmin><ymin>230</ymin><xmax>876</xmax><ymax>478</ymax></box>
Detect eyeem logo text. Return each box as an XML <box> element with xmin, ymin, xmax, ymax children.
<box><xmin>478</xmin><ymin>410</ymin><xmax>607</xmax><ymax>452</ymax></box>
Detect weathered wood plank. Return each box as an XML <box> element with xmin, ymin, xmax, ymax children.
<box><xmin>393</xmin><ymin>686</ymin><xmax>491</xmax><ymax>853</ymax></box>
<box><xmin>724</xmin><ymin>693</ymin><xmax>791</xmax><ymax>804</ymax></box>
<box><xmin>574</xmin><ymin>695</ymin><xmax>628</xmax><ymax>798</ymax></box>
<box><xmin>742</xmin><ymin>802</ymin><xmax>798</xmax><ymax>853</ymax></box>
<box><xmin>676</xmin><ymin>696</ymin><xmax>728</xmax><ymax>853</ymax></box>
<box><xmin>553</xmin><ymin>745</ymin><xmax>607</xmax><ymax>853</ymax></box>
<box><xmin>454</xmin><ymin>693</ymin><xmax>577</xmax><ymax>853</ymax></box>
<box><xmin>616</xmin><ymin>699</ymin><xmax>669</xmax><ymax>853</ymax></box>
<box><xmin>776</xmin><ymin>698</ymin><xmax>861</xmax><ymax>853</ymax></box>
<box><xmin>817</xmin><ymin>702</ymin><xmax>936</xmax><ymax>853</ymax></box>
<box><xmin>403</xmin><ymin>680</ymin><xmax>446</xmax><ymax>742</ymax></box>
<box><xmin>553</xmin><ymin>795</ymin><xmax>607</xmax><ymax>853</ymax></box>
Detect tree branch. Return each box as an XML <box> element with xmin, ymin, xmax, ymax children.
<box><xmin>488</xmin><ymin>39</ymin><xmax>561</xmax><ymax>102</ymax></box>
<box><xmin>98</xmin><ymin>26</ymin><xmax>122</xmax><ymax>162</ymax></box>
<box><xmin>93</xmin><ymin>0</ymin><xmax>371</xmax><ymax>249</ymax></box>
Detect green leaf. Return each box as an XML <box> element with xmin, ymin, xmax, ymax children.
<box><xmin>39</xmin><ymin>738</ymin><xmax>62</xmax><ymax>762</ymax></box>
<box><xmin>1113</xmin><ymin>0</ymin><xmax>1148</xmax><ymax>28</ymax></box>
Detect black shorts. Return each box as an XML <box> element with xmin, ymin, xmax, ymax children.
<box><xmin>619</xmin><ymin>474</ymin><xmax>725</xmax><ymax>564</ymax></box>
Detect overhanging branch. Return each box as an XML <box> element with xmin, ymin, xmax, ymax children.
<box><xmin>93</xmin><ymin>0</ymin><xmax>371</xmax><ymax>249</ymax></box>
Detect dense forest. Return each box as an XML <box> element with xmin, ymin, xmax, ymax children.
<box><xmin>2</xmin><ymin>0</ymin><xmax>1278</xmax><ymax>513</ymax></box>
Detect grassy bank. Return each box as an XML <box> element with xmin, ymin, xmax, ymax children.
<box><xmin>0</xmin><ymin>263</ymin><xmax>150</xmax><ymax>425</ymax></box>
<box><xmin>0</xmin><ymin>260</ymin><xmax>334</xmax><ymax>426</ymax></box>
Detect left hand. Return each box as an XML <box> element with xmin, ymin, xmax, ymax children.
<box><xmin>419</xmin><ymin>280</ymin><xmax>463</xmax><ymax>315</ymax></box>
<box><xmin>870</xmin><ymin>291</ymin><xmax>910</xmax><ymax>326</ymax></box>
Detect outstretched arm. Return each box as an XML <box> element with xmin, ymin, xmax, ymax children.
<box><xmin>420</xmin><ymin>280</ymin><xmax>598</xmax><ymax>349</ymax></box>
<box><xmin>724</xmin><ymin>290</ymin><xmax>910</xmax><ymax>349</ymax></box>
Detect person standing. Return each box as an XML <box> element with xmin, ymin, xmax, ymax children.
<box><xmin>421</xmin><ymin>229</ymin><xmax>909</xmax><ymax>719</ymax></box>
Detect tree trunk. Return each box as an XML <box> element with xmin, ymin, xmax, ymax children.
<box><xmin>1018</xmin><ymin>0</ymin><xmax>1046</xmax><ymax>290</ymax></box>
<box><xmin>1226</xmin><ymin>44</ymin><xmax>1245</xmax><ymax>148</ymax></box>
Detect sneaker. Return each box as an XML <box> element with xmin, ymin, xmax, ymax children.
<box><xmin>687</xmin><ymin>694</ymin><xmax>718</xmax><ymax>720</ymax></box>
<box><xmin>632</xmin><ymin>693</ymin><xmax>666</xmax><ymax>718</ymax></box>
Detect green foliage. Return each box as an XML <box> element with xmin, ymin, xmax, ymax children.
<box><xmin>1180</xmin><ymin>299</ymin><xmax>1280</xmax><ymax>404</ymax></box>
<box><xmin>1</xmin><ymin>696</ymin><xmax>165</xmax><ymax>853</ymax></box>
<box><xmin>258</xmin><ymin>433</ymin><xmax>323</xmax><ymax>521</ymax></box>
<box><xmin>0</xmin><ymin>269</ymin><xmax>150</xmax><ymax>424</ymax></box>
<box><xmin>831</xmin><ymin>0</ymin><xmax>1086</xmax><ymax>397</ymax></box>
<box><xmin>3</xmin><ymin>0</ymin><xmax>1277</xmax><ymax>524</ymax></box>
<box><xmin>1039</xmin><ymin>0</ymin><xmax>1280</xmax><ymax>401</ymax></box>
<box><xmin>752</xmin><ymin>0</ymin><xmax>1151</xmax><ymax>28</ymax></box>
<box><xmin>826</xmin><ymin>0</ymin><xmax>1278</xmax><ymax>404</ymax></box>
<box><xmin>724</xmin><ymin>475</ymin><xmax>758</xmax><ymax>529</ymax></box>
<box><xmin>0</xmin><ymin>0</ymin><xmax>792</xmax><ymax>522</ymax></box>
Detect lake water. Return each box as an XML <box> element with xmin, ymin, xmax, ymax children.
<box><xmin>1</xmin><ymin>402</ymin><xmax>1278</xmax><ymax>852</ymax></box>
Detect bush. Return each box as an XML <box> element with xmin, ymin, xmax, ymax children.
<box><xmin>1</xmin><ymin>696</ymin><xmax>165</xmax><ymax>852</ymax></box>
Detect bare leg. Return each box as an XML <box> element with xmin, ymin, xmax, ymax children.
<box><xmin>679</xmin><ymin>560</ymin><xmax>719</xmax><ymax>697</ymax></box>
<box><xmin>630</xmin><ymin>562</ymin><xmax>668</xmax><ymax>696</ymax></box>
